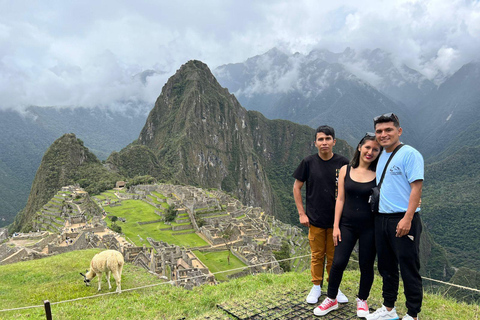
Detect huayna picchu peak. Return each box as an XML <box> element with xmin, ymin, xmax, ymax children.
<box><xmin>119</xmin><ymin>60</ymin><xmax>353</xmax><ymax>224</ymax></box>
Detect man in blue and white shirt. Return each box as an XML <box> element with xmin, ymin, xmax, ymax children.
<box><xmin>366</xmin><ymin>113</ymin><xmax>424</xmax><ymax>320</ymax></box>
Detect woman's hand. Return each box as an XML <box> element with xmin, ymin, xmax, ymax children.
<box><xmin>333</xmin><ymin>227</ymin><xmax>341</xmax><ymax>246</ymax></box>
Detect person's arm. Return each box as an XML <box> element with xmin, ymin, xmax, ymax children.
<box><xmin>396</xmin><ymin>179</ymin><xmax>423</xmax><ymax>237</ymax></box>
<box><xmin>293</xmin><ymin>179</ymin><xmax>309</xmax><ymax>227</ymax></box>
<box><xmin>333</xmin><ymin>165</ymin><xmax>347</xmax><ymax>246</ymax></box>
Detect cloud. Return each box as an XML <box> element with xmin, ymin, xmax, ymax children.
<box><xmin>0</xmin><ymin>0</ymin><xmax>478</xmax><ymax>110</ymax></box>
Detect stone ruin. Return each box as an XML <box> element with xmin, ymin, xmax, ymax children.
<box><xmin>3</xmin><ymin>183</ymin><xmax>311</xmax><ymax>288</ymax></box>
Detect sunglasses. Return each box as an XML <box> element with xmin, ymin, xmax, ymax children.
<box><xmin>360</xmin><ymin>132</ymin><xmax>376</xmax><ymax>143</ymax></box>
<box><xmin>373</xmin><ymin>112</ymin><xmax>399</xmax><ymax>123</ymax></box>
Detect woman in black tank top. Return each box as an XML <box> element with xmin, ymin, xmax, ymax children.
<box><xmin>314</xmin><ymin>134</ymin><xmax>381</xmax><ymax>318</ymax></box>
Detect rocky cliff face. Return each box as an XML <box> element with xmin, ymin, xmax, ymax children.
<box><xmin>137</xmin><ymin>60</ymin><xmax>274</xmax><ymax>215</ymax></box>
<box><xmin>135</xmin><ymin>60</ymin><xmax>352</xmax><ymax>223</ymax></box>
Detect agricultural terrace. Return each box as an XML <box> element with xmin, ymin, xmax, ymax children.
<box><xmin>193</xmin><ymin>250</ymin><xmax>247</xmax><ymax>281</ymax></box>
<box><xmin>100</xmin><ymin>195</ymin><xmax>207</xmax><ymax>249</ymax></box>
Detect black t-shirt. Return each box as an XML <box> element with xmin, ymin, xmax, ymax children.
<box><xmin>293</xmin><ymin>153</ymin><xmax>349</xmax><ymax>228</ymax></box>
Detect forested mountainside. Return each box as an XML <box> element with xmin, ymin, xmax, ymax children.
<box><xmin>421</xmin><ymin>146</ymin><xmax>480</xmax><ymax>272</ymax></box>
<box><xmin>10</xmin><ymin>133</ymin><xmax>121</xmax><ymax>232</ymax></box>
<box><xmin>414</xmin><ymin>62</ymin><xmax>480</xmax><ymax>160</ymax></box>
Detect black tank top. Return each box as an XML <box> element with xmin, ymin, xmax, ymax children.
<box><xmin>341</xmin><ymin>165</ymin><xmax>376</xmax><ymax>226</ymax></box>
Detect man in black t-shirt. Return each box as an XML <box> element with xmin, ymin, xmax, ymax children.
<box><xmin>293</xmin><ymin>125</ymin><xmax>349</xmax><ymax>305</ymax></box>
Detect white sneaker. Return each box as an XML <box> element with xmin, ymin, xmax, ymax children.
<box><xmin>402</xmin><ymin>314</ymin><xmax>417</xmax><ymax>320</ymax></box>
<box><xmin>336</xmin><ymin>289</ymin><xmax>348</xmax><ymax>303</ymax></box>
<box><xmin>356</xmin><ymin>298</ymin><xmax>369</xmax><ymax>318</ymax></box>
<box><xmin>365</xmin><ymin>305</ymin><xmax>399</xmax><ymax>320</ymax></box>
<box><xmin>306</xmin><ymin>285</ymin><xmax>321</xmax><ymax>304</ymax></box>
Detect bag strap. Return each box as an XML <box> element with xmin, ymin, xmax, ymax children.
<box><xmin>378</xmin><ymin>144</ymin><xmax>404</xmax><ymax>189</ymax></box>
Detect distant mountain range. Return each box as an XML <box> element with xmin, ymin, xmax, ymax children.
<box><xmin>214</xmin><ymin>47</ymin><xmax>480</xmax><ymax>161</ymax></box>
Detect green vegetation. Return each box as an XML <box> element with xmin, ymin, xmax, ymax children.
<box><xmin>422</xmin><ymin>146</ymin><xmax>480</xmax><ymax>272</ymax></box>
<box><xmin>164</xmin><ymin>204</ymin><xmax>178</xmax><ymax>222</ymax></box>
<box><xmin>1</xmin><ymin>251</ymin><xmax>478</xmax><ymax>320</ymax></box>
<box><xmin>273</xmin><ymin>241</ymin><xmax>291</xmax><ymax>272</ymax></box>
<box><xmin>102</xmin><ymin>198</ymin><xmax>207</xmax><ymax>248</ymax></box>
<box><xmin>192</xmin><ymin>250</ymin><xmax>247</xmax><ymax>281</ymax></box>
<box><xmin>9</xmin><ymin>133</ymin><xmax>121</xmax><ymax>233</ymax></box>
<box><xmin>151</xmin><ymin>191</ymin><xmax>166</xmax><ymax>199</ymax></box>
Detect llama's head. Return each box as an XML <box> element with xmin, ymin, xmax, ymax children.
<box><xmin>80</xmin><ymin>270</ymin><xmax>91</xmax><ymax>286</ymax></box>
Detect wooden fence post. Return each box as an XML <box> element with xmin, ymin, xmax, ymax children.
<box><xmin>43</xmin><ymin>300</ymin><xmax>52</xmax><ymax>320</ymax></box>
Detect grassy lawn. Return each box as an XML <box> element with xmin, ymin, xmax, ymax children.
<box><xmin>193</xmin><ymin>250</ymin><xmax>247</xmax><ymax>281</ymax></box>
<box><xmin>0</xmin><ymin>249</ymin><xmax>161</xmax><ymax>315</ymax></box>
<box><xmin>103</xmin><ymin>199</ymin><xmax>207</xmax><ymax>248</ymax></box>
<box><xmin>155</xmin><ymin>231</ymin><xmax>208</xmax><ymax>248</ymax></box>
<box><xmin>146</xmin><ymin>194</ymin><xmax>163</xmax><ymax>205</ymax></box>
<box><xmin>151</xmin><ymin>191</ymin><xmax>166</xmax><ymax>199</ymax></box>
<box><xmin>0</xmin><ymin>252</ymin><xmax>479</xmax><ymax>319</ymax></box>
<box><xmin>201</xmin><ymin>213</ymin><xmax>229</xmax><ymax>219</ymax></box>
<box><xmin>93</xmin><ymin>190</ymin><xmax>119</xmax><ymax>201</ymax></box>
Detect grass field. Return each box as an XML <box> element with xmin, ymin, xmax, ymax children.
<box><xmin>1</xmin><ymin>251</ymin><xmax>478</xmax><ymax>320</ymax></box>
<box><xmin>193</xmin><ymin>250</ymin><xmax>247</xmax><ymax>281</ymax></box>
<box><xmin>102</xmin><ymin>198</ymin><xmax>208</xmax><ymax>248</ymax></box>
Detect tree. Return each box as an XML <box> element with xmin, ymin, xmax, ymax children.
<box><xmin>164</xmin><ymin>204</ymin><xmax>177</xmax><ymax>222</ymax></box>
<box><xmin>273</xmin><ymin>241</ymin><xmax>291</xmax><ymax>272</ymax></box>
<box><xmin>222</xmin><ymin>228</ymin><xmax>235</xmax><ymax>265</ymax></box>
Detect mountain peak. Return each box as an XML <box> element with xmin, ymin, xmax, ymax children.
<box><xmin>11</xmin><ymin>133</ymin><xmax>119</xmax><ymax>232</ymax></box>
<box><xmin>134</xmin><ymin>59</ymin><xmax>351</xmax><ymax>223</ymax></box>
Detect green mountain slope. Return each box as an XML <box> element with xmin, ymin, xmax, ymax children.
<box><xmin>10</xmin><ymin>133</ymin><xmax>122</xmax><ymax>233</ymax></box>
<box><xmin>421</xmin><ymin>146</ymin><xmax>480</xmax><ymax>271</ymax></box>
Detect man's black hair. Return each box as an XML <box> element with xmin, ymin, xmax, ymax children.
<box><xmin>373</xmin><ymin>112</ymin><xmax>400</xmax><ymax>128</ymax></box>
<box><xmin>315</xmin><ymin>125</ymin><xmax>335</xmax><ymax>140</ymax></box>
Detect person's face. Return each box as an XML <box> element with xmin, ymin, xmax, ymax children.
<box><xmin>314</xmin><ymin>132</ymin><xmax>336</xmax><ymax>155</ymax></box>
<box><xmin>358</xmin><ymin>139</ymin><xmax>381</xmax><ymax>164</ymax></box>
<box><xmin>375</xmin><ymin>121</ymin><xmax>402</xmax><ymax>151</ymax></box>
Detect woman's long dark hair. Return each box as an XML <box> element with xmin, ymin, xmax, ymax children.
<box><xmin>349</xmin><ymin>134</ymin><xmax>381</xmax><ymax>171</ymax></box>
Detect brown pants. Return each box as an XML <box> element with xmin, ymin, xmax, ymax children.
<box><xmin>308</xmin><ymin>225</ymin><xmax>335</xmax><ymax>285</ymax></box>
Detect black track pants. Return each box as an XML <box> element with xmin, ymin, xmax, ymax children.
<box><xmin>374</xmin><ymin>212</ymin><xmax>423</xmax><ymax>318</ymax></box>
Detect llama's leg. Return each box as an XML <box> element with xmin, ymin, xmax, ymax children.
<box><xmin>116</xmin><ymin>263</ymin><xmax>124</xmax><ymax>293</ymax></box>
<box><xmin>113</xmin><ymin>271</ymin><xmax>122</xmax><ymax>293</ymax></box>
<box><xmin>107</xmin><ymin>270</ymin><xmax>112</xmax><ymax>290</ymax></box>
<box><xmin>97</xmin><ymin>273</ymin><xmax>102</xmax><ymax>291</ymax></box>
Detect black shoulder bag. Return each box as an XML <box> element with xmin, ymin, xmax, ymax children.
<box><xmin>369</xmin><ymin>144</ymin><xmax>404</xmax><ymax>213</ymax></box>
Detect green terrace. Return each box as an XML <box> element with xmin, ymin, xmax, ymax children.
<box><xmin>150</xmin><ymin>191</ymin><xmax>167</xmax><ymax>199</ymax></box>
<box><xmin>93</xmin><ymin>190</ymin><xmax>119</xmax><ymax>201</ymax></box>
<box><xmin>146</xmin><ymin>194</ymin><xmax>164</xmax><ymax>205</ymax></box>
<box><xmin>193</xmin><ymin>250</ymin><xmax>247</xmax><ymax>281</ymax></box>
<box><xmin>102</xmin><ymin>198</ymin><xmax>207</xmax><ymax>248</ymax></box>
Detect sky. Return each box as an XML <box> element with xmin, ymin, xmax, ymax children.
<box><xmin>0</xmin><ymin>0</ymin><xmax>479</xmax><ymax>110</ymax></box>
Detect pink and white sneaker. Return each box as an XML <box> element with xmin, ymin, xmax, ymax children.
<box><xmin>356</xmin><ymin>298</ymin><xmax>369</xmax><ymax>318</ymax></box>
<box><xmin>314</xmin><ymin>297</ymin><xmax>338</xmax><ymax>316</ymax></box>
